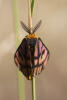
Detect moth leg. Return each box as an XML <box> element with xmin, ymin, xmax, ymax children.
<box><xmin>36</xmin><ymin>67</ymin><xmax>40</xmax><ymax>75</ymax></box>
<box><xmin>39</xmin><ymin>66</ymin><xmax>42</xmax><ymax>74</ymax></box>
<box><xmin>37</xmin><ymin>67</ymin><xmax>39</xmax><ymax>74</ymax></box>
<box><xmin>34</xmin><ymin>67</ymin><xmax>37</xmax><ymax>75</ymax></box>
<box><xmin>36</xmin><ymin>67</ymin><xmax>39</xmax><ymax>75</ymax></box>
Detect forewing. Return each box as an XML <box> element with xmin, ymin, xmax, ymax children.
<box><xmin>38</xmin><ymin>38</ymin><xmax>49</xmax><ymax>67</ymax></box>
<box><xmin>14</xmin><ymin>38</ymin><xmax>28</xmax><ymax>77</ymax></box>
<box><xmin>33</xmin><ymin>38</ymin><xmax>49</xmax><ymax>75</ymax></box>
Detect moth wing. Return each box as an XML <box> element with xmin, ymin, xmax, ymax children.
<box><xmin>14</xmin><ymin>38</ymin><xmax>28</xmax><ymax>77</ymax></box>
<box><xmin>38</xmin><ymin>38</ymin><xmax>49</xmax><ymax>66</ymax></box>
<box><xmin>34</xmin><ymin>38</ymin><xmax>49</xmax><ymax>75</ymax></box>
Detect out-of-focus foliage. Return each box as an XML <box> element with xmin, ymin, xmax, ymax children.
<box><xmin>31</xmin><ymin>0</ymin><xmax>34</xmax><ymax>15</ymax></box>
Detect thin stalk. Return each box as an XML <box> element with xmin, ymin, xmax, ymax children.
<box><xmin>27</xmin><ymin>0</ymin><xmax>36</xmax><ymax>100</ymax></box>
<box><xmin>32</xmin><ymin>77</ymin><xmax>36</xmax><ymax>100</ymax></box>
<box><xmin>27</xmin><ymin>0</ymin><xmax>32</xmax><ymax>33</ymax></box>
<box><xmin>13</xmin><ymin>0</ymin><xmax>25</xmax><ymax>100</ymax></box>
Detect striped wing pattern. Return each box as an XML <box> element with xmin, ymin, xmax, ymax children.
<box><xmin>14</xmin><ymin>38</ymin><xmax>49</xmax><ymax>80</ymax></box>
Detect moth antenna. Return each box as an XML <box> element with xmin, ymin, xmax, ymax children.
<box><xmin>33</xmin><ymin>20</ymin><xmax>42</xmax><ymax>33</ymax></box>
<box><xmin>20</xmin><ymin>21</ymin><xmax>30</xmax><ymax>33</ymax></box>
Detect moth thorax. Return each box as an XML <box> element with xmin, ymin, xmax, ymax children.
<box><xmin>26</xmin><ymin>33</ymin><xmax>38</xmax><ymax>39</ymax></box>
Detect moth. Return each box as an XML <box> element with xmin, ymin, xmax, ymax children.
<box><xmin>14</xmin><ymin>20</ymin><xmax>50</xmax><ymax>80</ymax></box>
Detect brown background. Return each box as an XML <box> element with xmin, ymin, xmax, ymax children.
<box><xmin>0</xmin><ymin>0</ymin><xmax>67</xmax><ymax>100</ymax></box>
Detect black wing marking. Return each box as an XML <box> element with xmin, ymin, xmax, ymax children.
<box><xmin>38</xmin><ymin>38</ymin><xmax>50</xmax><ymax>60</ymax></box>
<box><xmin>33</xmin><ymin>20</ymin><xmax>42</xmax><ymax>33</ymax></box>
<box><xmin>20</xmin><ymin>21</ymin><xmax>30</xmax><ymax>33</ymax></box>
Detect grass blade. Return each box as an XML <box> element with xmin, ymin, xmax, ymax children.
<box><xmin>13</xmin><ymin>0</ymin><xmax>25</xmax><ymax>100</ymax></box>
<box><xmin>30</xmin><ymin>1</ymin><xmax>36</xmax><ymax>100</ymax></box>
<box><xmin>31</xmin><ymin>0</ymin><xmax>34</xmax><ymax>16</ymax></box>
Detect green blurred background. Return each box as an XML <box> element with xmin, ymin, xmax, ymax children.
<box><xmin>0</xmin><ymin>0</ymin><xmax>67</xmax><ymax>100</ymax></box>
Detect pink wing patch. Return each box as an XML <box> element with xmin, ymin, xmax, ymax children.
<box><xmin>34</xmin><ymin>38</ymin><xmax>49</xmax><ymax>68</ymax></box>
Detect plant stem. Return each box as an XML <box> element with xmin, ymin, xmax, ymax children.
<box><xmin>27</xmin><ymin>0</ymin><xmax>36</xmax><ymax>100</ymax></box>
<box><xmin>13</xmin><ymin>0</ymin><xmax>25</xmax><ymax>100</ymax></box>
<box><xmin>31</xmin><ymin>0</ymin><xmax>34</xmax><ymax>16</ymax></box>
<box><xmin>32</xmin><ymin>77</ymin><xmax>36</xmax><ymax>100</ymax></box>
<box><xmin>28</xmin><ymin>0</ymin><xmax>32</xmax><ymax>33</ymax></box>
